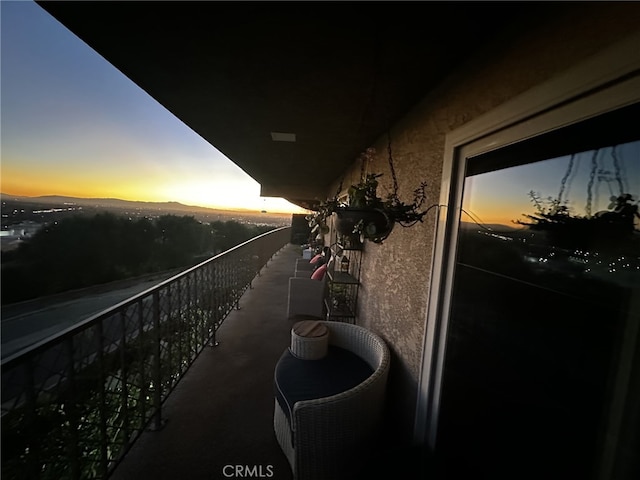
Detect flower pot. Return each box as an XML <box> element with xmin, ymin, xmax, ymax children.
<box><xmin>335</xmin><ymin>207</ymin><xmax>394</xmax><ymax>243</ymax></box>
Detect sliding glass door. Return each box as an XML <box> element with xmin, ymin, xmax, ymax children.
<box><xmin>434</xmin><ymin>103</ymin><xmax>639</xmax><ymax>479</ymax></box>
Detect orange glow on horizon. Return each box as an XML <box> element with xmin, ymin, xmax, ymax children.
<box><xmin>2</xmin><ymin>163</ymin><xmax>154</xmax><ymax>201</ymax></box>
<box><xmin>1</xmin><ymin>164</ymin><xmax>308</xmax><ymax>214</ymax></box>
<box><xmin>461</xmin><ymin>202</ymin><xmax>532</xmax><ymax>229</ymax></box>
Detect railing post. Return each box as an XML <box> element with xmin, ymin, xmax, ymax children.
<box><xmin>208</xmin><ymin>262</ymin><xmax>219</xmax><ymax>347</ymax></box>
<box><xmin>187</xmin><ymin>273</ymin><xmax>194</xmax><ymax>360</ymax></box>
<box><xmin>234</xmin><ymin>253</ymin><xmax>241</xmax><ymax>310</ymax></box>
<box><xmin>119</xmin><ymin>311</ymin><xmax>130</xmax><ymax>446</ymax></box>
<box><xmin>137</xmin><ymin>299</ymin><xmax>148</xmax><ymax>431</ymax></box>
<box><xmin>23</xmin><ymin>357</ymin><xmax>40</xmax><ymax>479</ymax></box>
<box><xmin>65</xmin><ymin>336</ymin><xmax>81</xmax><ymax>480</ymax></box>
<box><xmin>96</xmin><ymin>320</ymin><xmax>109</xmax><ymax>477</ymax></box>
<box><xmin>166</xmin><ymin>283</ymin><xmax>173</xmax><ymax>388</ymax></box>
<box><xmin>150</xmin><ymin>291</ymin><xmax>164</xmax><ymax>431</ymax></box>
<box><xmin>176</xmin><ymin>279</ymin><xmax>183</xmax><ymax>375</ymax></box>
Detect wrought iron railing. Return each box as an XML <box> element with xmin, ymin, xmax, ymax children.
<box><xmin>1</xmin><ymin>227</ymin><xmax>291</xmax><ymax>479</ymax></box>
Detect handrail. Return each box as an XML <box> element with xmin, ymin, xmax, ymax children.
<box><xmin>1</xmin><ymin>227</ymin><xmax>291</xmax><ymax>479</ymax></box>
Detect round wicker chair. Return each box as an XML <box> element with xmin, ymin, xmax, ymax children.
<box><xmin>273</xmin><ymin>321</ymin><xmax>390</xmax><ymax>480</ymax></box>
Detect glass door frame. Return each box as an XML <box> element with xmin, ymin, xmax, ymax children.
<box><xmin>414</xmin><ymin>31</ymin><xmax>640</xmax><ymax>452</ymax></box>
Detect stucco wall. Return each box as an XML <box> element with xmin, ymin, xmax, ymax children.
<box><xmin>326</xmin><ymin>3</ymin><xmax>640</xmax><ymax>442</ymax></box>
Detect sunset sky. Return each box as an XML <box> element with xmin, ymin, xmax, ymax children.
<box><xmin>463</xmin><ymin>143</ymin><xmax>640</xmax><ymax>228</ymax></box>
<box><xmin>1</xmin><ymin>1</ymin><xmax>308</xmax><ymax>214</ymax></box>
<box><xmin>2</xmin><ymin>2</ymin><xmax>638</xmax><ymax>224</ymax></box>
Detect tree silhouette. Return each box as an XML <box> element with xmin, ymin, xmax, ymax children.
<box><xmin>1</xmin><ymin>213</ymin><xmax>275</xmax><ymax>304</ymax></box>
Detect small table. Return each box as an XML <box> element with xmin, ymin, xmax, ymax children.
<box><xmin>290</xmin><ymin>320</ymin><xmax>328</xmax><ymax>360</ymax></box>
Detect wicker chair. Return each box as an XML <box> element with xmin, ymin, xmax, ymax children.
<box><xmin>287</xmin><ymin>255</ymin><xmax>333</xmax><ymax>319</ymax></box>
<box><xmin>294</xmin><ymin>257</ymin><xmax>316</xmax><ymax>276</ymax></box>
<box><xmin>274</xmin><ymin>321</ymin><xmax>390</xmax><ymax>480</ymax></box>
<box><xmin>286</xmin><ymin>273</ymin><xmax>327</xmax><ymax>319</ymax></box>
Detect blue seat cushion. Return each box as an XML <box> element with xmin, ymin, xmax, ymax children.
<box><xmin>274</xmin><ymin>346</ymin><xmax>373</xmax><ymax>430</ymax></box>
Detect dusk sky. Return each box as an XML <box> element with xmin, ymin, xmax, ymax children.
<box><xmin>463</xmin><ymin>142</ymin><xmax>640</xmax><ymax>228</ymax></box>
<box><xmin>1</xmin><ymin>0</ymin><xmax>307</xmax><ymax>214</ymax></box>
<box><xmin>2</xmin><ymin>2</ymin><xmax>638</xmax><ymax>224</ymax></box>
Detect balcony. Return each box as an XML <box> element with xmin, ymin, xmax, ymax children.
<box><xmin>11</xmin><ymin>4</ymin><xmax>640</xmax><ymax>478</ymax></box>
<box><xmin>3</xmin><ymin>228</ymin><xmax>341</xmax><ymax>480</ymax></box>
<box><xmin>109</xmin><ymin>240</ymin><xmax>299</xmax><ymax>480</ymax></box>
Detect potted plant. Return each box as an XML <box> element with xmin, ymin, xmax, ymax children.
<box><xmin>305</xmin><ymin>197</ymin><xmax>338</xmax><ymax>239</ymax></box>
<box><xmin>334</xmin><ymin>170</ymin><xmax>394</xmax><ymax>243</ymax></box>
<box><xmin>313</xmin><ymin>146</ymin><xmax>430</xmax><ymax>244</ymax></box>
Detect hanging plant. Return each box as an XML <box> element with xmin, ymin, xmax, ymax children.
<box><xmin>312</xmin><ymin>139</ymin><xmax>430</xmax><ymax>244</ymax></box>
<box><xmin>305</xmin><ymin>197</ymin><xmax>338</xmax><ymax>239</ymax></box>
<box><xmin>515</xmin><ymin>189</ymin><xmax>640</xmax><ymax>249</ymax></box>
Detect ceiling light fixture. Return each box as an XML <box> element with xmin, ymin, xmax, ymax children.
<box><xmin>270</xmin><ymin>132</ymin><xmax>296</xmax><ymax>142</ymax></box>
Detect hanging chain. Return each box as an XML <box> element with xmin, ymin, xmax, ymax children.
<box><xmin>611</xmin><ymin>145</ymin><xmax>625</xmax><ymax>195</ymax></box>
<box><xmin>387</xmin><ymin>131</ymin><xmax>399</xmax><ymax>197</ymax></box>
<box><xmin>335</xmin><ymin>177</ymin><xmax>344</xmax><ymax>199</ymax></box>
<box><xmin>585</xmin><ymin>148</ymin><xmax>599</xmax><ymax>217</ymax></box>
<box><xmin>558</xmin><ymin>153</ymin><xmax>575</xmax><ymax>206</ymax></box>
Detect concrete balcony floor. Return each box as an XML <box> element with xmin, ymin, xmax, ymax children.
<box><xmin>110</xmin><ymin>244</ymin><xmax>302</xmax><ymax>480</ymax></box>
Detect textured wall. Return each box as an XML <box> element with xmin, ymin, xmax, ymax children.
<box><xmin>325</xmin><ymin>3</ymin><xmax>640</xmax><ymax>442</ymax></box>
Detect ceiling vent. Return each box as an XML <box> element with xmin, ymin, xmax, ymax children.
<box><xmin>270</xmin><ymin>132</ymin><xmax>296</xmax><ymax>142</ymax></box>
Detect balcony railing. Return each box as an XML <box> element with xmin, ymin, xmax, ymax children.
<box><xmin>1</xmin><ymin>227</ymin><xmax>292</xmax><ymax>480</ymax></box>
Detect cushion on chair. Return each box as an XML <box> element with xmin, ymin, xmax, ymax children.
<box><xmin>273</xmin><ymin>322</ymin><xmax>390</xmax><ymax>479</ymax></box>
<box><xmin>274</xmin><ymin>346</ymin><xmax>373</xmax><ymax>426</ymax></box>
<box><xmin>309</xmin><ymin>254</ymin><xmax>322</xmax><ymax>264</ymax></box>
<box><xmin>310</xmin><ymin>264</ymin><xmax>327</xmax><ymax>280</ymax></box>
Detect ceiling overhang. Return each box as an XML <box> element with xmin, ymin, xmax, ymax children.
<box><xmin>36</xmin><ymin>1</ymin><xmax>549</xmax><ymax>210</ymax></box>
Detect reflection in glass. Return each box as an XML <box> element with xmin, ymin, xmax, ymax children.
<box><xmin>437</xmin><ymin>121</ymin><xmax>639</xmax><ymax>478</ymax></box>
<box><xmin>460</xmin><ymin>140</ymin><xmax>639</xmax><ymax>296</ymax></box>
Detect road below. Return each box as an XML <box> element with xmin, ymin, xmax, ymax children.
<box><xmin>1</xmin><ymin>271</ymin><xmax>179</xmax><ymax>359</ymax></box>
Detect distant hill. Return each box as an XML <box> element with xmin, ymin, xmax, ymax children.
<box><xmin>0</xmin><ymin>193</ymin><xmax>278</xmax><ymax>216</ymax></box>
<box><xmin>1</xmin><ymin>193</ymin><xmax>295</xmax><ymax>230</ymax></box>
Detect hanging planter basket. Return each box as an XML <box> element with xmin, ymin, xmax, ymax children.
<box><xmin>311</xmin><ymin>144</ymin><xmax>429</xmax><ymax>244</ymax></box>
<box><xmin>335</xmin><ymin>207</ymin><xmax>394</xmax><ymax>244</ymax></box>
